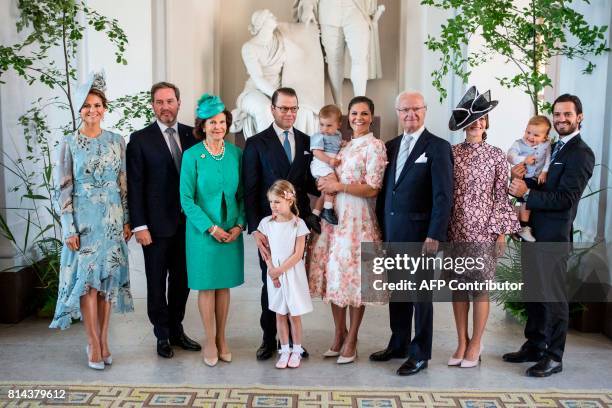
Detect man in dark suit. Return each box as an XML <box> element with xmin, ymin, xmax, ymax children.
<box><xmin>370</xmin><ymin>91</ymin><xmax>453</xmax><ymax>376</ymax></box>
<box><xmin>507</xmin><ymin>94</ymin><xmax>595</xmax><ymax>377</ymax></box>
<box><xmin>243</xmin><ymin>87</ymin><xmax>319</xmax><ymax>360</ymax></box>
<box><xmin>127</xmin><ymin>82</ymin><xmax>201</xmax><ymax>358</ymax></box>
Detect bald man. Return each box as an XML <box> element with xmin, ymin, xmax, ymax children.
<box><xmin>371</xmin><ymin>91</ymin><xmax>453</xmax><ymax>376</ymax></box>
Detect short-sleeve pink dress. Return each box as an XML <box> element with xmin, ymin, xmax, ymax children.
<box><xmin>308</xmin><ymin>133</ymin><xmax>388</xmax><ymax>307</ymax></box>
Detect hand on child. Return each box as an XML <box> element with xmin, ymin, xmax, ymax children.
<box><xmin>538</xmin><ymin>172</ymin><xmax>548</xmax><ymax>185</ymax></box>
<box><xmin>272</xmin><ymin>278</ymin><xmax>281</xmax><ymax>288</ymax></box>
<box><xmin>524</xmin><ymin>155</ymin><xmax>536</xmax><ymax>165</ymax></box>
<box><xmin>329</xmin><ymin>158</ymin><xmax>340</xmax><ymax>167</ymax></box>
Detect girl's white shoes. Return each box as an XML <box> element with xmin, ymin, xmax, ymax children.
<box><xmin>276</xmin><ymin>351</ymin><xmax>302</xmax><ymax>368</ymax></box>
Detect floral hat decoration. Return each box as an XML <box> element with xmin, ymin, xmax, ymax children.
<box><xmin>448</xmin><ymin>86</ymin><xmax>498</xmax><ymax>131</ymax></box>
<box><xmin>74</xmin><ymin>70</ymin><xmax>106</xmax><ymax>112</ymax></box>
<box><xmin>196</xmin><ymin>93</ymin><xmax>225</xmax><ymax>120</ymax></box>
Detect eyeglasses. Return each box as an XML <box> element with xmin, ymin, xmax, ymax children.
<box><xmin>273</xmin><ymin>105</ymin><xmax>299</xmax><ymax>114</ymax></box>
<box><xmin>396</xmin><ymin>106</ymin><xmax>426</xmax><ymax>114</ymax></box>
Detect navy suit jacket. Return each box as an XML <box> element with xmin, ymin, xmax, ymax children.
<box><xmin>376</xmin><ymin>129</ymin><xmax>454</xmax><ymax>242</ymax></box>
<box><xmin>526</xmin><ymin>134</ymin><xmax>594</xmax><ymax>242</ymax></box>
<box><xmin>126</xmin><ymin>122</ymin><xmax>197</xmax><ymax>238</ymax></box>
<box><xmin>243</xmin><ymin>124</ymin><xmax>317</xmax><ymax>233</ymax></box>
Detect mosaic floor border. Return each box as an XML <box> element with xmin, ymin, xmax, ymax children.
<box><xmin>1</xmin><ymin>382</ymin><xmax>611</xmax><ymax>407</ymax></box>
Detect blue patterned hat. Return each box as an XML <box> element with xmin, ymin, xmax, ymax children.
<box><xmin>74</xmin><ymin>70</ymin><xmax>106</xmax><ymax>112</ymax></box>
<box><xmin>196</xmin><ymin>93</ymin><xmax>225</xmax><ymax>119</ymax></box>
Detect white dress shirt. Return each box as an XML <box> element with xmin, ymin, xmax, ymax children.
<box><xmin>272</xmin><ymin>122</ymin><xmax>296</xmax><ymax>161</ymax></box>
<box><xmin>556</xmin><ymin>129</ymin><xmax>580</xmax><ymax>155</ymax></box>
<box><xmin>400</xmin><ymin>125</ymin><xmax>426</xmax><ymax>157</ymax></box>
<box><xmin>157</xmin><ymin>120</ymin><xmax>183</xmax><ymax>152</ymax></box>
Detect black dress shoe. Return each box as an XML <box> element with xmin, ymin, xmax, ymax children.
<box><xmin>157</xmin><ymin>340</ymin><xmax>174</xmax><ymax>358</ymax></box>
<box><xmin>502</xmin><ymin>348</ymin><xmax>544</xmax><ymax>363</ymax></box>
<box><xmin>526</xmin><ymin>357</ymin><xmax>562</xmax><ymax>377</ymax></box>
<box><xmin>369</xmin><ymin>348</ymin><xmax>408</xmax><ymax>362</ymax></box>
<box><xmin>321</xmin><ymin>208</ymin><xmax>339</xmax><ymax>225</ymax></box>
<box><xmin>170</xmin><ymin>333</ymin><xmax>202</xmax><ymax>351</ymax></box>
<box><xmin>397</xmin><ymin>357</ymin><xmax>428</xmax><ymax>376</ymax></box>
<box><xmin>256</xmin><ymin>342</ymin><xmax>277</xmax><ymax>361</ymax></box>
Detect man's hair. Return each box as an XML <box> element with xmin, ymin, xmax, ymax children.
<box><xmin>552</xmin><ymin>94</ymin><xmax>583</xmax><ymax>116</ymax></box>
<box><xmin>319</xmin><ymin>104</ymin><xmax>342</xmax><ymax>123</ymax></box>
<box><xmin>150</xmin><ymin>82</ymin><xmax>180</xmax><ymax>102</ymax></box>
<box><xmin>527</xmin><ymin>115</ymin><xmax>552</xmax><ymax>137</ymax></box>
<box><xmin>271</xmin><ymin>87</ymin><xmax>298</xmax><ymax>106</ymax></box>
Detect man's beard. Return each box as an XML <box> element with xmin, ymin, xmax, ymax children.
<box><xmin>555</xmin><ymin>121</ymin><xmax>578</xmax><ymax>136</ymax></box>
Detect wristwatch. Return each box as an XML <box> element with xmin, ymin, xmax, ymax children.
<box><xmin>522</xmin><ymin>189</ymin><xmax>530</xmax><ymax>202</ymax></box>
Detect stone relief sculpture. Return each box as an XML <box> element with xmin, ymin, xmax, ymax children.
<box><xmin>231</xmin><ymin>9</ymin><xmax>324</xmax><ymax>138</ymax></box>
<box><xmin>294</xmin><ymin>0</ymin><xmax>385</xmax><ymax>106</ymax></box>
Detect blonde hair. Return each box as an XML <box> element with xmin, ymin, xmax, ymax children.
<box><xmin>319</xmin><ymin>104</ymin><xmax>342</xmax><ymax>124</ymax></box>
<box><xmin>527</xmin><ymin>115</ymin><xmax>552</xmax><ymax>140</ymax></box>
<box><xmin>267</xmin><ymin>180</ymin><xmax>299</xmax><ymax>217</ymax></box>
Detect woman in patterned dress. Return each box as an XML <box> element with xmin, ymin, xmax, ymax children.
<box><xmin>50</xmin><ymin>77</ymin><xmax>133</xmax><ymax>370</ymax></box>
<box><xmin>308</xmin><ymin>96</ymin><xmax>387</xmax><ymax>364</ymax></box>
<box><xmin>446</xmin><ymin>87</ymin><xmax>520</xmax><ymax>368</ymax></box>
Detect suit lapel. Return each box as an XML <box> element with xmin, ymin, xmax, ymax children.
<box><xmin>386</xmin><ymin>135</ymin><xmax>402</xmax><ymax>185</ymax></box>
<box><xmin>263</xmin><ymin>126</ymin><xmax>291</xmax><ymax>176</ymax></box>
<box><xmin>554</xmin><ymin>134</ymin><xmax>580</xmax><ymax>163</ymax></box>
<box><xmin>288</xmin><ymin>129</ymin><xmax>306</xmax><ymax>180</ymax></box>
<box><xmin>149</xmin><ymin>122</ymin><xmax>177</xmax><ymax>174</ymax></box>
<box><xmin>395</xmin><ymin>130</ymin><xmax>431</xmax><ymax>186</ymax></box>
<box><xmin>177</xmin><ymin>124</ymin><xmax>192</xmax><ymax>151</ymax></box>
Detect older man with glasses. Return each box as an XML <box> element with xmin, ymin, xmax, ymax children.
<box><xmin>370</xmin><ymin>91</ymin><xmax>454</xmax><ymax>376</ymax></box>
<box><xmin>243</xmin><ymin>87</ymin><xmax>321</xmax><ymax>361</ymax></box>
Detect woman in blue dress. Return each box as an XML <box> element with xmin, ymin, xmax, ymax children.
<box><xmin>50</xmin><ymin>75</ymin><xmax>133</xmax><ymax>370</ymax></box>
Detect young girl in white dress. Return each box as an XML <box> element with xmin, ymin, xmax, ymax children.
<box><xmin>257</xmin><ymin>180</ymin><xmax>313</xmax><ymax>369</ymax></box>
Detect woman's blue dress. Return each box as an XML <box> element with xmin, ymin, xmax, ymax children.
<box><xmin>50</xmin><ymin>130</ymin><xmax>133</xmax><ymax>329</ymax></box>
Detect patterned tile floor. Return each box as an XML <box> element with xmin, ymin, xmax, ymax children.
<box><xmin>1</xmin><ymin>383</ymin><xmax>612</xmax><ymax>407</ymax></box>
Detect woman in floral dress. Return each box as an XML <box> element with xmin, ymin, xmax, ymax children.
<box><xmin>50</xmin><ymin>76</ymin><xmax>133</xmax><ymax>371</ymax></box>
<box><xmin>446</xmin><ymin>87</ymin><xmax>520</xmax><ymax>368</ymax></box>
<box><xmin>309</xmin><ymin>96</ymin><xmax>387</xmax><ymax>364</ymax></box>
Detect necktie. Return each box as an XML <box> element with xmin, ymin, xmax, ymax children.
<box><xmin>283</xmin><ymin>130</ymin><xmax>292</xmax><ymax>163</ymax></box>
<box><xmin>550</xmin><ymin>139</ymin><xmax>565</xmax><ymax>162</ymax></box>
<box><xmin>395</xmin><ymin>135</ymin><xmax>413</xmax><ymax>182</ymax></box>
<box><xmin>166</xmin><ymin>128</ymin><xmax>182</xmax><ymax>172</ymax></box>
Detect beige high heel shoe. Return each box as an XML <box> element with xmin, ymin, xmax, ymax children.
<box><xmin>460</xmin><ymin>343</ymin><xmax>484</xmax><ymax>368</ymax></box>
<box><xmin>219</xmin><ymin>352</ymin><xmax>232</xmax><ymax>363</ymax></box>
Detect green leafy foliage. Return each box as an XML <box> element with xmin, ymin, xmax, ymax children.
<box><xmin>421</xmin><ymin>0</ymin><xmax>609</xmax><ymax>113</ymax></box>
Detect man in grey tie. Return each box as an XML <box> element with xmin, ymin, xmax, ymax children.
<box><xmin>243</xmin><ymin>87</ymin><xmax>320</xmax><ymax>360</ymax></box>
<box><xmin>126</xmin><ymin>82</ymin><xmax>200</xmax><ymax>358</ymax></box>
<box><xmin>371</xmin><ymin>91</ymin><xmax>454</xmax><ymax>376</ymax></box>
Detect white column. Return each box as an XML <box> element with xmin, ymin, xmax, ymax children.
<box><xmin>165</xmin><ymin>0</ymin><xmax>220</xmax><ymax>126</ymax></box>
<box><xmin>399</xmin><ymin>0</ymin><xmax>458</xmax><ymax>141</ymax></box>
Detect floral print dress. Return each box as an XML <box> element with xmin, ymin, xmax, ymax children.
<box><xmin>448</xmin><ymin>141</ymin><xmax>520</xmax><ymax>281</ymax></box>
<box><xmin>50</xmin><ymin>130</ymin><xmax>133</xmax><ymax>329</ymax></box>
<box><xmin>308</xmin><ymin>133</ymin><xmax>387</xmax><ymax>307</ymax></box>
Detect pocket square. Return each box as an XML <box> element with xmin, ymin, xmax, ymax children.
<box><xmin>304</xmin><ymin>151</ymin><xmax>311</xmax><ymax>155</ymax></box>
<box><xmin>415</xmin><ymin>153</ymin><xmax>428</xmax><ymax>163</ymax></box>
<box><xmin>553</xmin><ymin>162</ymin><xmax>563</xmax><ymax>165</ymax></box>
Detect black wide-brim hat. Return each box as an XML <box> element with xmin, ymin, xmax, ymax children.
<box><xmin>448</xmin><ymin>86</ymin><xmax>498</xmax><ymax>131</ymax></box>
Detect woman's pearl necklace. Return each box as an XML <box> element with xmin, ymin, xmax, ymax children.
<box><xmin>203</xmin><ymin>139</ymin><xmax>225</xmax><ymax>161</ymax></box>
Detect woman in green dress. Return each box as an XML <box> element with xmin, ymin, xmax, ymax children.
<box><xmin>180</xmin><ymin>94</ymin><xmax>245</xmax><ymax>367</ymax></box>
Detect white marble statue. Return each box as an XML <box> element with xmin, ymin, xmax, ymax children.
<box><xmin>231</xmin><ymin>10</ymin><xmax>324</xmax><ymax>138</ymax></box>
<box><xmin>294</xmin><ymin>0</ymin><xmax>384</xmax><ymax>106</ymax></box>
